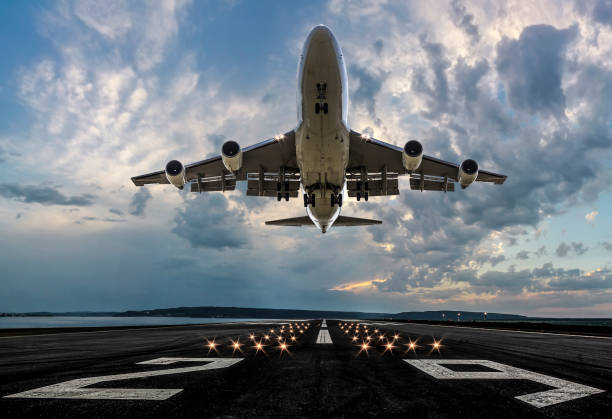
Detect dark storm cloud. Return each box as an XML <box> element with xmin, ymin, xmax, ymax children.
<box><xmin>412</xmin><ymin>34</ymin><xmax>451</xmax><ymax>118</ymax></box>
<box><xmin>128</xmin><ymin>188</ymin><xmax>152</xmax><ymax>216</ymax></box>
<box><xmin>367</xmin><ymin>22</ymin><xmax>612</xmax><ymax>300</ymax></box>
<box><xmin>172</xmin><ymin>193</ymin><xmax>248</xmax><ymax>250</ymax></box>
<box><xmin>571</xmin><ymin>241</ymin><xmax>588</xmax><ymax>255</ymax></box>
<box><xmin>0</xmin><ymin>183</ymin><xmax>95</xmax><ymax>206</ymax></box>
<box><xmin>495</xmin><ymin>24</ymin><xmax>578</xmax><ymax>118</ymax></box>
<box><xmin>516</xmin><ymin>250</ymin><xmax>530</xmax><ymax>260</ymax></box>
<box><xmin>349</xmin><ymin>64</ymin><xmax>386</xmax><ymax>122</ymax></box>
<box><xmin>109</xmin><ymin>208</ymin><xmax>123</xmax><ymax>216</ymax></box>
<box><xmin>449</xmin><ymin>0</ymin><xmax>480</xmax><ymax>43</ymax></box>
<box><xmin>602</xmin><ymin>241</ymin><xmax>612</xmax><ymax>251</ymax></box>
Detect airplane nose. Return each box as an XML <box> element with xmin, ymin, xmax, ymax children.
<box><xmin>309</xmin><ymin>25</ymin><xmax>333</xmax><ymax>43</ymax></box>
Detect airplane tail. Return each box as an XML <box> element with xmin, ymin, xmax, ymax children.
<box><xmin>265</xmin><ymin>215</ymin><xmax>382</xmax><ymax>227</ymax></box>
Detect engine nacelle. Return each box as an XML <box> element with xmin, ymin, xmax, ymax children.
<box><xmin>221</xmin><ymin>140</ymin><xmax>242</xmax><ymax>172</ymax></box>
<box><xmin>458</xmin><ymin>159</ymin><xmax>478</xmax><ymax>188</ymax></box>
<box><xmin>165</xmin><ymin>160</ymin><xmax>185</xmax><ymax>189</ymax></box>
<box><xmin>402</xmin><ymin>140</ymin><xmax>423</xmax><ymax>171</ymax></box>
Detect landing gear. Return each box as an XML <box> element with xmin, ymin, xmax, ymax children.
<box><xmin>356</xmin><ymin>191</ymin><xmax>368</xmax><ymax>202</ymax></box>
<box><xmin>303</xmin><ymin>193</ymin><xmax>316</xmax><ymax>207</ymax></box>
<box><xmin>315</xmin><ymin>82</ymin><xmax>328</xmax><ymax>114</ymax></box>
<box><xmin>330</xmin><ymin>193</ymin><xmax>343</xmax><ymax>207</ymax></box>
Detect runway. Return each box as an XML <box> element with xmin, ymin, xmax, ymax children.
<box><xmin>1</xmin><ymin>320</ymin><xmax>610</xmax><ymax>417</ymax></box>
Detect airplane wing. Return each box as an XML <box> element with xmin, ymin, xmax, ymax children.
<box><xmin>347</xmin><ymin>130</ymin><xmax>506</xmax><ymax>196</ymax></box>
<box><xmin>132</xmin><ymin>130</ymin><xmax>299</xmax><ymax>197</ymax></box>
<box><xmin>265</xmin><ymin>215</ymin><xmax>381</xmax><ymax>227</ymax></box>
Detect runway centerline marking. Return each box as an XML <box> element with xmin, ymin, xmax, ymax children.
<box><xmin>405</xmin><ymin>359</ymin><xmax>604</xmax><ymax>408</ymax></box>
<box><xmin>4</xmin><ymin>357</ymin><xmax>243</xmax><ymax>401</ymax></box>
<box><xmin>316</xmin><ymin>319</ymin><xmax>332</xmax><ymax>344</ymax></box>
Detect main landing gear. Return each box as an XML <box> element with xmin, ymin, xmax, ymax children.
<box><xmin>303</xmin><ymin>193</ymin><xmax>316</xmax><ymax>207</ymax></box>
<box><xmin>330</xmin><ymin>193</ymin><xmax>343</xmax><ymax>207</ymax></box>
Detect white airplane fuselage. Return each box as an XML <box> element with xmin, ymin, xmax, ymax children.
<box><xmin>295</xmin><ymin>25</ymin><xmax>350</xmax><ymax>233</ymax></box>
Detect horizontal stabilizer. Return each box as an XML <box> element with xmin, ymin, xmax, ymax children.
<box><xmin>265</xmin><ymin>216</ymin><xmax>313</xmax><ymax>226</ymax></box>
<box><xmin>265</xmin><ymin>215</ymin><xmax>382</xmax><ymax>227</ymax></box>
<box><xmin>334</xmin><ymin>215</ymin><xmax>382</xmax><ymax>226</ymax></box>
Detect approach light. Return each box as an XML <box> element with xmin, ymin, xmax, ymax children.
<box><xmin>291</xmin><ymin>336</ymin><xmax>296</xmax><ymax>341</ymax></box>
<box><xmin>352</xmin><ymin>336</ymin><xmax>358</xmax><ymax>341</ymax></box>
<box><xmin>264</xmin><ymin>334</ymin><xmax>270</xmax><ymax>340</ymax></box>
<box><xmin>393</xmin><ymin>334</ymin><xmax>400</xmax><ymax>340</ymax></box>
<box><xmin>379</xmin><ymin>335</ymin><xmax>384</xmax><ymax>340</ymax></box>
<box><xmin>249</xmin><ymin>334</ymin><xmax>255</xmax><ymax>340</ymax></box>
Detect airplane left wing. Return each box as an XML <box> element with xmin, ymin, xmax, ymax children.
<box><xmin>347</xmin><ymin>130</ymin><xmax>506</xmax><ymax>196</ymax></box>
<box><xmin>132</xmin><ymin>130</ymin><xmax>299</xmax><ymax>197</ymax></box>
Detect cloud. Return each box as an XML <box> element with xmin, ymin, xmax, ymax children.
<box><xmin>128</xmin><ymin>188</ymin><xmax>151</xmax><ymax>216</ymax></box>
<box><xmin>555</xmin><ymin>241</ymin><xmax>588</xmax><ymax>257</ymax></box>
<box><xmin>172</xmin><ymin>193</ymin><xmax>249</xmax><ymax>250</ymax></box>
<box><xmin>495</xmin><ymin>24</ymin><xmax>578</xmax><ymax>118</ymax></box>
<box><xmin>592</xmin><ymin>0</ymin><xmax>612</xmax><ymax>26</ymax></box>
<box><xmin>0</xmin><ymin>183</ymin><xmax>95</xmax><ymax>206</ymax></box>
<box><xmin>349</xmin><ymin>64</ymin><xmax>386</xmax><ymax>123</ymax></box>
<box><xmin>534</xmin><ymin>245</ymin><xmax>547</xmax><ymax>256</ymax></box>
<box><xmin>602</xmin><ymin>241</ymin><xmax>612</xmax><ymax>251</ymax></box>
<box><xmin>585</xmin><ymin>210</ymin><xmax>598</xmax><ymax>224</ymax></box>
<box><xmin>516</xmin><ymin>250</ymin><xmax>530</xmax><ymax>260</ymax></box>
<box><xmin>109</xmin><ymin>208</ymin><xmax>124</xmax><ymax>216</ymax></box>
<box><xmin>449</xmin><ymin>0</ymin><xmax>480</xmax><ymax>43</ymax></box>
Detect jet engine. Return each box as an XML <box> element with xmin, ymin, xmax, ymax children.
<box><xmin>221</xmin><ymin>140</ymin><xmax>242</xmax><ymax>172</ymax></box>
<box><xmin>458</xmin><ymin>159</ymin><xmax>478</xmax><ymax>188</ymax></box>
<box><xmin>402</xmin><ymin>140</ymin><xmax>423</xmax><ymax>171</ymax></box>
<box><xmin>165</xmin><ymin>160</ymin><xmax>185</xmax><ymax>189</ymax></box>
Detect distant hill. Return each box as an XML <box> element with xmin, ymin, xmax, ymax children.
<box><xmin>5</xmin><ymin>307</ymin><xmax>528</xmax><ymax>320</ymax></box>
<box><xmin>114</xmin><ymin>306</ymin><xmax>390</xmax><ymax>319</ymax></box>
<box><xmin>390</xmin><ymin>311</ymin><xmax>527</xmax><ymax>321</ymax></box>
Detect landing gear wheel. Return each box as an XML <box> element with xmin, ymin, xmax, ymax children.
<box><xmin>356</xmin><ymin>192</ymin><xmax>361</xmax><ymax>201</ymax></box>
<box><xmin>331</xmin><ymin>194</ymin><xmax>336</xmax><ymax>206</ymax></box>
<box><xmin>277</xmin><ymin>193</ymin><xmax>281</xmax><ymax>202</ymax></box>
<box><xmin>284</xmin><ymin>192</ymin><xmax>289</xmax><ymax>202</ymax></box>
<box><xmin>323</xmin><ymin>103</ymin><xmax>328</xmax><ymax>114</ymax></box>
<box><xmin>311</xmin><ymin>194</ymin><xmax>316</xmax><ymax>207</ymax></box>
<box><xmin>303</xmin><ymin>193</ymin><xmax>308</xmax><ymax>207</ymax></box>
<box><xmin>315</xmin><ymin>103</ymin><xmax>320</xmax><ymax>114</ymax></box>
<box><xmin>364</xmin><ymin>192</ymin><xmax>369</xmax><ymax>202</ymax></box>
<box><xmin>338</xmin><ymin>194</ymin><xmax>343</xmax><ymax>207</ymax></box>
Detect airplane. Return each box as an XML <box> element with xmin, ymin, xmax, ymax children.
<box><xmin>132</xmin><ymin>25</ymin><xmax>506</xmax><ymax>233</ymax></box>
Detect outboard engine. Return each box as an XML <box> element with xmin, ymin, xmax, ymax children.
<box><xmin>165</xmin><ymin>160</ymin><xmax>185</xmax><ymax>189</ymax></box>
<box><xmin>458</xmin><ymin>159</ymin><xmax>478</xmax><ymax>188</ymax></box>
<box><xmin>402</xmin><ymin>140</ymin><xmax>423</xmax><ymax>171</ymax></box>
<box><xmin>221</xmin><ymin>140</ymin><xmax>243</xmax><ymax>172</ymax></box>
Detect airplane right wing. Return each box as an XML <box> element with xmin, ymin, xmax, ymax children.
<box><xmin>347</xmin><ymin>130</ymin><xmax>506</xmax><ymax>196</ymax></box>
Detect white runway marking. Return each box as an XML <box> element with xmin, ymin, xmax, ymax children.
<box><xmin>316</xmin><ymin>329</ymin><xmax>332</xmax><ymax>344</ymax></box>
<box><xmin>405</xmin><ymin>359</ymin><xmax>604</xmax><ymax>408</ymax></box>
<box><xmin>316</xmin><ymin>319</ymin><xmax>332</xmax><ymax>344</ymax></box>
<box><xmin>4</xmin><ymin>357</ymin><xmax>243</xmax><ymax>400</ymax></box>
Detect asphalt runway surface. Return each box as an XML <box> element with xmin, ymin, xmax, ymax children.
<box><xmin>1</xmin><ymin>320</ymin><xmax>610</xmax><ymax>418</ymax></box>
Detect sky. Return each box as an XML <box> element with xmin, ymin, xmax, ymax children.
<box><xmin>0</xmin><ymin>0</ymin><xmax>611</xmax><ymax>317</ymax></box>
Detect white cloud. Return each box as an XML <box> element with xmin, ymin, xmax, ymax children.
<box><xmin>585</xmin><ymin>210</ymin><xmax>598</xmax><ymax>224</ymax></box>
